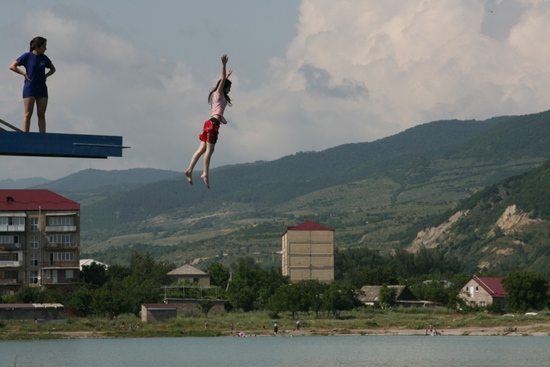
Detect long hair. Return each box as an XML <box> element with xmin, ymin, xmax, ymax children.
<box><xmin>29</xmin><ymin>36</ymin><xmax>47</xmax><ymax>52</ymax></box>
<box><xmin>208</xmin><ymin>79</ymin><xmax>232</xmax><ymax>106</ymax></box>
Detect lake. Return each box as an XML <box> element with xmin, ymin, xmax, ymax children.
<box><xmin>1</xmin><ymin>335</ymin><xmax>549</xmax><ymax>367</ymax></box>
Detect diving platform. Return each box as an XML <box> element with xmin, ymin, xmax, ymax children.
<box><xmin>0</xmin><ymin>119</ymin><xmax>127</xmax><ymax>159</ymax></box>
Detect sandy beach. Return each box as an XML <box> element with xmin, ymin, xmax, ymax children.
<box><xmin>40</xmin><ymin>322</ymin><xmax>550</xmax><ymax>339</ymax></box>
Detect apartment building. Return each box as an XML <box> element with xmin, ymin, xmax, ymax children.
<box><xmin>0</xmin><ymin>190</ymin><xmax>80</xmax><ymax>296</ymax></box>
<box><xmin>281</xmin><ymin>220</ymin><xmax>334</xmax><ymax>283</ymax></box>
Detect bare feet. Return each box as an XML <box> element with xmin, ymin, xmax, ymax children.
<box><xmin>184</xmin><ymin>170</ymin><xmax>193</xmax><ymax>185</ymax></box>
<box><xmin>201</xmin><ymin>174</ymin><xmax>210</xmax><ymax>189</ymax></box>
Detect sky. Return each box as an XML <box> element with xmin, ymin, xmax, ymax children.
<box><xmin>0</xmin><ymin>0</ymin><xmax>549</xmax><ymax>181</ymax></box>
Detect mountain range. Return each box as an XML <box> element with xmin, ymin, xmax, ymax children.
<box><xmin>22</xmin><ymin>109</ymin><xmax>550</xmax><ymax>275</ymax></box>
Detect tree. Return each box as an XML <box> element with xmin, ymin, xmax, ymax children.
<box><xmin>226</xmin><ymin>257</ymin><xmax>288</xmax><ymax>311</ymax></box>
<box><xmin>16</xmin><ymin>286</ymin><xmax>44</xmax><ymax>303</ymax></box>
<box><xmin>226</xmin><ymin>258</ymin><xmax>263</xmax><ymax>311</ymax></box>
<box><xmin>63</xmin><ymin>285</ymin><xmax>94</xmax><ymax>316</ymax></box>
<box><xmin>207</xmin><ymin>262</ymin><xmax>230</xmax><ymax>289</ymax></box>
<box><xmin>91</xmin><ymin>280</ymin><xmax>133</xmax><ymax>319</ymax></box>
<box><xmin>360</xmin><ymin>266</ymin><xmax>398</xmax><ymax>286</ymax></box>
<box><xmin>502</xmin><ymin>269</ymin><xmax>550</xmax><ymax>312</ymax></box>
<box><xmin>269</xmin><ymin>283</ymin><xmax>305</xmax><ymax>318</ymax></box>
<box><xmin>106</xmin><ymin>264</ymin><xmax>131</xmax><ymax>281</ymax></box>
<box><xmin>269</xmin><ymin>280</ymin><xmax>329</xmax><ymax>317</ymax></box>
<box><xmin>378</xmin><ymin>285</ymin><xmax>396</xmax><ymax>308</ymax></box>
<box><xmin>129</xmin><ymin>252</ymin><xmax>173</xmax><ymax>285</ymax></box>
<box><xmin>81</xmin><ymin>261</ymin><xmax>107</xmax><ymax>287</ymax></box>
<box><xmin>81</xmin><ymin>251</ymin><xmax>173</xmax><ymax>318</ymax></box>
<box><xmin>322</xmin><ymin>281</ymin><xmax>362</xmax><ymax>317</ymax></box>
<box><xmin>300</xmin><ymin>280</ymin><xmax>328</xmax><ymax>317</ymax></box>
<box><xmin>198</xmin><ymin>299</ymin><xmax>215</xmax><ymax>317</ymax></box>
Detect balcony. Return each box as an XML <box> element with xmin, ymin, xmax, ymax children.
<box><xmin>45</xmin><ymin>225</ymin><xmax>77</xmax><ymax>232</ymax></box>
<box><xmin>42</xmin><ymin>277</ymin><xmax>78</xmax><ymax>285</ymax></box>
<box><xmin>0</xmin><ymin>243</ymin><xmax>22</xmax><ymax>251</ymax></box>
<box><xmin>43</xmin><ymin>242</ymin><xmax>78</xmax><ymax>249</ymax></box>
<box><xmin>42</xmin><ymin>261</ymin><xmax>79</xmax><ymax>269</ymax></box>
<box><xmin>0</xmin><ymin>278</ymin><xmax>20</xmax><ymax>285</ymax></box>
<box><xmin>0</xmin><ymin>260</ymin><xmax>22</xmax><ymax>268</ymax></box>
<box><xmin>0</xmin><ymin>225</ymin><xmax>25</xmax><ymax>232</ymax></box>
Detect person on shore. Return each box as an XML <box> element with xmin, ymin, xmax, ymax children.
<box><xmin>184</xmin><ymin>54</ymin><xmax>232</xmax><ymax>188</ymax></box>
<box><xmin>9</xmin><ymin>36</ymin><xmax>56</xmax><ymax>132</ymax></box>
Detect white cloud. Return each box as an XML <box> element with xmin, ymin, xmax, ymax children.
<box><xmin>259</xmin><ymin>0</ymin><xmax>550</xmax><ymax>149</ymax></box>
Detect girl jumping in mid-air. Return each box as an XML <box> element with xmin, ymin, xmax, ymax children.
<box><xmin>185</xmin><ymin>54</ymin><xmax>232</xmax><ymax>188</ymax></box>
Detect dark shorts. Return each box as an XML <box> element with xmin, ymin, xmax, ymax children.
<box><xmin>199</xmin><ymin>118</ymin><xmax>220</xmax><ymax>144</ymax></box>
<box><xmin>23</xmin><ymin>83</ymin><xmax>48</xmax><ymax>99</ymax></box>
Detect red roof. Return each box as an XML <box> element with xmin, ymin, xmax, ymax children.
<box><xmin>472</xmin><ymin>276</ymin><xmax>507</xmax><ymax>298</ymax></box>
<box><xmin>0</xmin><ymin>190</ymin><xmax>79</xmax><ymax>211</ymax></box>
<box><xmin>286</xmin><ymin>220</ymin><xmax>334</xmax><ymax>232</ymax></box>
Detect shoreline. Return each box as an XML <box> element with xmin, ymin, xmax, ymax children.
<box><xmin>23</xmin><ymin>323</ymin><xmax>550</xmax><ymax>339</ymax></box>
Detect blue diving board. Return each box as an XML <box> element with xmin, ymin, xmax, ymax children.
<box><xmin>0</xmin><ymin>130</ymin><xmax>127</xmax><ymax>158</ymax></box>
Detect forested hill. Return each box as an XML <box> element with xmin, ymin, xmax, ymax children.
<box><xmin>31</xmin><ymin>168</ymin><xmax>180</xmax><ymax>193</ymax></box>
<box><xmin>409</xmin><ymin>157</ymin><xmax>550</xmax><ymax>277</ymax></box>
<box><xmin>442</xmin><ymin>110</ymin><xmax>550</xmax><ymax>161</ymax></box>
<box><xmin>66</xmin><ymin>108</ymin><xmax>550</xmax><ymax>272</ymax></box>
<box><xmin>79</xmin><ymin>117</ymin><xmax>501</xmax><ymax>228</ymax></box>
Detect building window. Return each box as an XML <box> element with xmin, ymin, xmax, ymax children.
<box><xmin>45</xmin><ymin>270</ymin><xmax>51</xmax><ymax>279</ymax></box>
<box><xmin>30</xmin><ymin>271</ymin><xmax>39</xmax><ymax>284</ymax></box>
<box><xmin>0</xmin><ymin>235</ymin><xmax>18</xmax><ymax>244</ymax></box>
<box><xmin>0</xmin><ymin>217</ymin><xmax>25</xmax><ymax>226</ymax></box>
<box><xmin>47</xmin><ymin>216</ymin><xmax>75</xmax><ymax>226</ymax></box>
<box><xmin>30</xmin><ymin>253</ymin><xmax>39</xmax><ymax>267</ymax></box>
<box><xmin>48</xmin><ymin>234</ymin><xmax>75</xmax><ymax>247</ymax></box>
<box><xmin>30</xmin><ymin>218</ymin><xmax>39</xmax><ymax>232</ymax></box>
<box><xmin>30</xmin><ymin>235</ymin><xmax>39</xmax><ymax>249</ymax></box>
<box><xmin>475</xmin><ymin>286</ymin><xmax>479</xmax><ymax>292</ymax></box>
<box><xmin>0</xmin><ymin>253</ymin><xmax>18</xmax><ymax>261</ymax></box>
<box><xmin>66</xmin><ymin>269</ymin><xmax>74</xmax><ymax>279</ymax></box>
<box><xmin>0</xmin><ymin>270</ymin><xmax>18</xmax><ymax>279</ymax></box>
<box><xmin>50</xmin><ymin>252</ymin><xmax>75</xmax><ymax>262</ymax></box>
<box><xmin>480</xmin><ymin>301</ymin><xmax>486</xmax><ymax>307</ymax></box>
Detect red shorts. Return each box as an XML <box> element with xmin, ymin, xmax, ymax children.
<box><xmin>199</xmin><ymin>119</ymin><xmax>220</xmax><ymax>144</ymax></box>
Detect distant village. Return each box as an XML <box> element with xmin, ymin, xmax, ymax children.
<box><xmin>0</xmin><ymin>190</ymin><xmax>543</xmax><ymax>323</ymax></box>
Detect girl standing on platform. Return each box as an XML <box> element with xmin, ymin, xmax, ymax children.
<box><xmin>185</xmin><ymin>54</ymin><xmax>232</xmax><ymax>188</ymax></box>
<box><xmin>10</xmin><ymin>36</ymin><xmax>56</xmax><ymax>133</ymax></box>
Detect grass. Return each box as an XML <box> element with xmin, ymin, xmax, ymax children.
<box><xmin>1</xmin><ymin>307</ymin><xmax>549</xmax><ymax>340</ymax></box>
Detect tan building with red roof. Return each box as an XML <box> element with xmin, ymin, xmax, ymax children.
<box><xmin>0</xmin><ymin>190</ymin><xmax>80</xmax><ymax>296</ymax></box>
<box><xmin>459</xmin><ymin>275</ymin><xmax>507</xmax><ymax>309</ymax></box>
<box><xmin>281</xmin><ymin>220</ymin><xmax>334</xmax><ymax>283</ymax></box>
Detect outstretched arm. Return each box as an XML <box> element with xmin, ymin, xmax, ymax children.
<box><xmin>216</xmin><ymin>54</ymin><xmax>232</xmax><ymax>92</ymax></box>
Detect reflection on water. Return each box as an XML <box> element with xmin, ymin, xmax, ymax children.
<box><xmin>1</xmin><ymin>335</ymin><xmax>549</xmax><ymax>367</ymax></box>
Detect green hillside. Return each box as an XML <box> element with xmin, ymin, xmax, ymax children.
<box><xmin>409</xmin><ymin>158</ymin><xmax>550</xmax><ymax>277</ymax></box>
<box><xmin>70</xmin><ymin>110</ymin><xmax>550</xmax><ymax>272</ymax></box>
<box><xmin>79</xmin><ymin>118</ymin><xmax>499</xmax><ymax>229</ymax></box>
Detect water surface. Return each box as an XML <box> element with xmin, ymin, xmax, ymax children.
<box><xmin>1</xmin><ymin>335</ymin><xmax>548</xmax><ymax>367</ymax></box>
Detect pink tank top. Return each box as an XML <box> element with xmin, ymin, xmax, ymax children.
<box><xmin>211</xmin><ymin>91</ymin><xmax>228</xmax><ymax>124</ymax></box>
